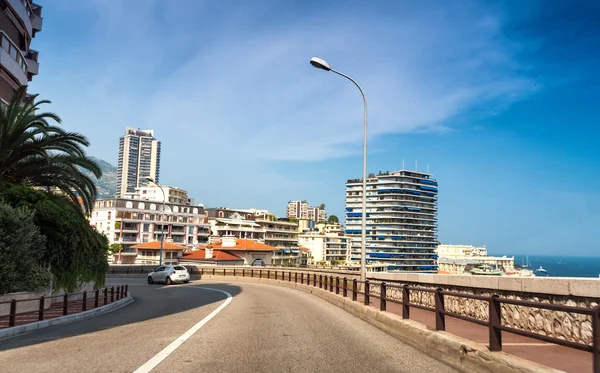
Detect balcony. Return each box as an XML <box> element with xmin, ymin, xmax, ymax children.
<box><xmin>7</xmin><ymin>0</ymin><xmax>33</xmax><ymax>37</ymax></box>
<box><xmin>0</xmin><ymin>33</ymin><xmax>28</xmax><ymax>85</ymax></box>
<box><xmin>31</xmin><ymin>3</ymin><xmax>42</xmax><ymax>33</ymax></box>
<box><xmin>25</xmin><ymin>49</ymin><xmax>38</xmax><ymax>75</ymax></box>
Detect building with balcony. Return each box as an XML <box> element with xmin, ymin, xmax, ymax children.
<box><xmin>437</xmin><ymin>244</ymin><xmax>487</xmax><ymax>258</ymax></box>
<box><xmin>0</xmin><ymin>0</ymin><xmax>43</xmax><ymax>103</ymax></box>
<box><xmin>257</xmin><ymin>218</ymin><xmax>305</xmax><ymax>266</ymax></box>
<box><xmin>298</xmin><ymin>232</ymin><xmax>352</xmax><ymax>266</ymax></box>
<box><xmin>116</xmin><ymin>241</ymin><xmax>188</xmax><ymax>265</ymax></box>
<box><xmin>116</xmin><ymin>127</ymin><xmax>161</xmax><ymax>197</ymax></box>
<box><xmin>183</xmin><ymin>236</ymin><xmax>277</xmax><ymax>266</ymax></box>
<box><xmin>89</xmin><ymin>198</ymin><xmax>210</xmax><ymax>258</ymax></box>
<box><xmin>126</xmin><ymin>185</ymin><xmax>193</xmax><ymax>205</ymax></box>
<box><xmin>206</xmin><ymin>208</ymin><xmax>265</xmax><ymax>241</ymax></box>
<box><xmin>286</xmin><ymin>200</ymin><xmax>326</xmax><ymax>222</ymax></box>
<box><xmin>345</xmin><ymin>170</ymin><xmax>438</xmax><ymax>273</ymax></box>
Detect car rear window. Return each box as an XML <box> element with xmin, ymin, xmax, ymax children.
<box><xmin>174</xmin><ymin>266</ymin><xmax>185</xmax><ymax>270</ymax></box>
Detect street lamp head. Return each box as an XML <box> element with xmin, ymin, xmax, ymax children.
<box><xmin>310</xmin><ymin>57</ymin><xmax>331</xmax><ymax>71</ymax></box>
<box><xmin>145</xmin><ymin>177</ymin><xmax>155</xmax><ymax>183</ymax></box>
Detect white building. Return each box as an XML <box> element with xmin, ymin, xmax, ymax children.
<box><xmin>116</xmin><ymin>127</ymin><xmax>161</xmax><ymax>197</ymax></box>
<box><xmin>90</xmin><ymin>198</ymin><xmax>210</xmax><ymax>261</ymax></box>
<box><xmin>125</xmin><ymin>185</ymin><xmax>193</xmax><ymax>205</ymax></box>
<box><xmin>436</xmin><ymin>244</ymin><xmax>488</xmax><ymax>259</ymax></box>
<box><xmin>299</xmin><ymin>232</ymin><xmax>352</xmax><ymax>266</ymax></box>
<box><xmin>345</xmin><ymin>170</ymin><xmax>438</xmax><ymax>273</ymax></box>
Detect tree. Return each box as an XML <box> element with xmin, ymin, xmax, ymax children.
<box><xmin>327</xmin><ymin>215</ymin><xmax>339</xmax><ymax>224</ymax></box>
<box><xmin>319</xmin><ymin>203</ymin><xmax>326</xmax><ymax>210</ymax></box>
<box><xmin>108</xmin><ymin>243</ymin><xmax>123</xmax><ymax>255</ymax></box>
<box><xmin>0</xmin><ymin>185</ymin><xmax>108</xmax><ymax>291</ymax></box>
<box><xmin>0</xmin><ymin>87</ymin><xmax>101</xmax><ymax>214</ymax></box>
<box><xmin>0</xmin><ymin>202</ymin><xmax>52</xmax><ymax>294</ymax></box>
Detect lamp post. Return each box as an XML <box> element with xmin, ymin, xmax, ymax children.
<box><xmin>146</xmin><ymin>178</ymin><xmax>166</xmax><ymax>266</ymax></box>
<box><xmin>309</xmin><ymin>57</ymin><xmax>368</xmax><ymax>282</ymax></box>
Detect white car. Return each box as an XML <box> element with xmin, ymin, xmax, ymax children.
<box><xmin>147</xmin><ymin>265</ymin><xmax>190</xmax><ymax>285</ymax></box>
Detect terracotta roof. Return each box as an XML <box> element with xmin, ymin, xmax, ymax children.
<box><xmin>183</xmin><ymin>249</ymin><xmax>242</xmax><ymax>261</ymax></box>
<box><xmin>299</xmin><ymin>247</ymin><xmax>311</xmax><ymax>251</ymax></box>
<box><xmin>196</xmin><ymin>239</ymin><xmax>277</xmax><ymax>252</ymax></box>
<box><xmin>131</xmin><ymin>241</ymin><xmax>188</xmax><ymax>250</ymax></box>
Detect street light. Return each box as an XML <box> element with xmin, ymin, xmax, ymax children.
<box><xmin>309</xmin><ymin>57</ymin><xmax>368</xmax><ymax>282</ymax></box>
<box><xmin>146</xmin><ymin>177</ymin><xmax>166</xmax><ymax>266</ymax></box>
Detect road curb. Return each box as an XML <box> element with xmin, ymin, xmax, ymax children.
<box><xmin>200</xmin><ymin>275</ymin><xmax>564</xmax><ymax>373</ymax></box>
<box><xmin>0</xmin><ymin>294</ymin><xmax>134</xmax><ymax>341</ymax></box>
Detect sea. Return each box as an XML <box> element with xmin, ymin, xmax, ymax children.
<box><xmin>497</xmin><ymin>254</ymin><xmax>600</xmax><ymax>278</ymax></box>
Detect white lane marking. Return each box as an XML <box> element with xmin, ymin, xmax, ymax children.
<box><xmin>133</xmin><ymin>287</ymin><xmax>232</xmax><ymax>373</ymax></box>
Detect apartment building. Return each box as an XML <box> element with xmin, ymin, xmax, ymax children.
<box><xmin>286</xmin><ymin>200</ymin><xmax>327</xmax><ymax>222</ymax></box>
<box><xmin>116</xmin><ymin>127</ymin><xmax>161</xmax><ymax>197</ymax></box>
<box><xmin>127</xmin><ymin>185</ymin><xmax>192</xmax><ymax>205</ymax></box>
<box><xmin>90</xmin><ymin>198</ymin><xmax>210</xmax><ymax>259</ymax></box>
<box><xmin>205</xmin><ymin>208</ymin><xmax>265</xmax><ymax>241</ymax></box>
<box><xmin>345</xmin><ymin>170</ymin><xmax>438</xmax><ymax>273</ymax></box>
<box><xmin>437</xmin><ymin>244</ymin><xmax>487</xmax><ymax>259</ymax></box>
<box><xmin>316</xmin><ymin>222</ymin><xmax>344</xmax><ymax>235</ymax></box>
<box><xmin>0</xmin><ymin>0</ymin><xmax>43</xmax><ymax>103</ymax></box>
<box><xmin>298</xmin><ymin>232</ymin><xmax>352</xmax><ymax>266</ymax></box>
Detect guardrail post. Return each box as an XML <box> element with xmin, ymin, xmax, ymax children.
<box><xmin>343</xmin><ymin>278</ymin><xmax>347</xmax><ymax>297</ymax></box>
<box><xmin>489</xmin><ymin>295</ymin><xmax>502</xmax><ymax>351</ymax></box>
<box><xmin>295</xmin><ymin>272</ymin><xmax>298</xmax><ymax>283</ymax></box>
<box><xmin>212</xmin><ymin>268</ymin><xmax>215</xmax><ymax>275</ymax></box>
<box><xmin>289</xmin><ymin>271</ymin><xmax>292</xmax><ymax>282</ymax></box>
<box><xmin>125</xmin><ymin>284</ymin><xmax>128</xmax><ymax>296</ymax></box>
<box><xmin>380</xmin><ymin>282</ymin><xmax>387</xmax><ymax>311</ymax></box>
<box><xmin>313</xmin><ymin>274</ymin><xmax>316</xmax><ymax>286</ymax></box>
<box><xmin>63</xmin><ymin>293</ymin><xmax>68</xmax><ymax>315</ymax></box>
<box><xmin>319</xmin><ymin>275</ymin><xmax>322</xmax><ymax>289</ymax></box>
<box><xmin>593</xmin><ymin>305</ymin><xmax>600</xmax><ymax>373</ymax></box>
<box><xmin>329</xmin><ymin>276</ymin><xmax>333</xmax><ymax>292</ymax></box>
<box><xmin>233</xmin><ymin>268</ymin><xmax>236</xmax><ymax>277</ymax></box>
<box><xmin>402</xmin><ymin>285</ymin><xmax>410</xmax><ymax>319</ymax></box>
<box><xmin>223</xmin><ymin>268</ymin><xmax>226</xmax><ymax>276</ymax></box>
<box><xmin>268</xmin><ymin>270</ymin><xmax>271</xmax><ymax>279</ymax></box>
<box><xmin>110</xmin><ymin>286</ymin><xmax>114</xmax><ymax>303</ymax></box>
<box><xmin>251</xmin><ymin>269</ymin><xmax>254</xmax><ymax>278</ymax></box>
<box><xmin>364</xmin><ymin>280</ymin><xmax>370</xmax><ymax>305</ymax></box>
<box><xmin>82</xmin><ymin>291</ymin><xmax>87</xmax><ymax>311</ymax></box>
<box><xmin>9</xmin><ymin>299</ymin><xmax>16</xmax><ymax>327</ymax></box>
<box><xmin>352</xmin><ymin>279</ymin><xmax>357</xmax><ymax>301</ymax></box>
<box><xmin>259</xmin><ymin>269</ymin><xmax>262</xmax><ymax>278</ymax></box>
<box><xmin>336</xmin><ymin>277</ymin><xmax>340</xmax><ymax>295</ymax></box>
<box><xmin>301</xmin><ymin>273</ymin><xmax>304</xmax><ymax>284</ymax></box>
<box><xmin>242</xmin><ymin>269</ymin><xmax>245</xmax><ymax>277</ymax></box>
<box><xmin>94</xmin><ymin>289</ymin><xmax>99</xmax><ymax>308</ymax></box>
<box><xmin>104</xmin><ymin>287</ymin><xmax>108</xmax><ymax>305</ymax></box>
<box><xmin>435</xmin><ymin>288</ymin><xmax>445</xmax><ymax>331</ymax></box>
<box><xmin>38</xmin><ymin>296</ymin><xmax>45</xmax><ymax>321</ymax></box>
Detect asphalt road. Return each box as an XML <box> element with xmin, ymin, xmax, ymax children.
<box><xmin>0</xmin><ymin>278</ymin><xmax>458</xmax><ymax>373</ymax></box>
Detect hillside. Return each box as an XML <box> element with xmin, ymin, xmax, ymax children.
<box><xmin>84</xmin><ymin>157</ymin><xmax>117</xmax><ymax>199</ymax></box>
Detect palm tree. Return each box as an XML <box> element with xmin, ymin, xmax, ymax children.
<box><xmin>0</xmin><ymin>87</ymin><xmax>101</xmax><ymax>214</ymax></box>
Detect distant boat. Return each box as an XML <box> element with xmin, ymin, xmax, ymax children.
<box><xmin>535</xmin><ymin>266</ymin><xmax>547</xmax><ymax>274</ymax></box>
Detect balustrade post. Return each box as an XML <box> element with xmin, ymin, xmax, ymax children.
<box><xmin>295</xmin><ymin>272</ymin><xmax>298</xmax><ymax>283</ymax></box>
<box><xmin>110</xmin><ymin>286</ymin><xmax>114</xmax><ymax>303</ymax></box>
<box><xmin>82</xmin><ymin>291</ymin><xmax>87</xmax><ymax>311</ymax></box>
<box><xmin>9</xmin><ymin>299</ymin><xmax>16</xmax><ymax>327</ymax></box>
<box><xmin>352</xmin><ymin>279</ymin><xmax>357</xmax><ymax>301</ymax></box>
<box><xmin>94</xmin><ymin>289</ymin><xmax>99</xmax><ymax>308</ymax></box>
<box><xmin>319</xmin><ymin>275</ymin><xmax>322</xmax><ymax>289</ymax></box>
<box><xmin>489</xmin><ymin>295</ymin><xmax>502</xmax><ymax>352</ymax></box>
<box><xmin>38</xmin><ymin>296</ymin><xmax>45</xmax><ymax>321</ymax></box>
<box><xmin>400</xmin><ymin>285</ymin><xmax>410</xmax><ymax>319</ymax></box>
<box><xmin>380</xmin><ymin>282</ymin><xmax>387</xmax><ymax>311</ymax></box>
<box><xmin>336</xmin><ymin>277</ymin><xmax>340</xmax><ymax>295</ymax></box>
<box><xmin>593</xmin><ymin>305</ymin><xmax>600</xmax><ymax>373</ymax></box>
<box><xmin>435</xmin><ymin>288</ymin><xmax>445</xmax><ymax>331</ymax></box>
<box><xmin>313</xmin><ymin>274</ymin><xmax>316</xmax><ymax>286</ymax></box>
<box><xmin>364</xmin><ymin>280</ymin><xmax>370</xmax><ymax>305</ymax></box>
<box><xmin>329</xmin><ymin>276</ymin><xmax>333</xmax><ymax>292</ymax></box>
<box><xmin>63</xmin><ymin>293</ymin><xmax>68</xmax><ymax>315</ymax></box>
<box><xmin>343</xmin><ymin>278</ymin><xmax>347</xmax><ymax>297</ymax></box>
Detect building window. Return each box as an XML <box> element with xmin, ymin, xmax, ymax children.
<box><xmin>219</xmin><ymin>211</ymin><xmax>224</xmax><ymax>218</ymax></box>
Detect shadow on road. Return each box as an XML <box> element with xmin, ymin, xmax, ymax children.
<box><xmin>0</xmin><ymin>280</ymin><xmax>242</xmax><ymax>352</ymax></box>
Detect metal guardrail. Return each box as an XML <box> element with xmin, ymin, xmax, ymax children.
<box><xmin>198</xmin><ymin>267</ymin><xmax>600</xmax><ymax>373</ymax></box>
<box><xmin>0</xmin><ymin>285</ymin><xmax>128</xmax><ymax>329</ymax></box>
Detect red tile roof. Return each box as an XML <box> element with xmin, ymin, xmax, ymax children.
<box><xmin>197</xmin><ymin>239</ymin><xmax>277</xmax><ymax>252</ymax></box>
<box><xmin>131</xmin><ymin>241</ymin><xmax>188</xmax><ymax>250</ymax></box>
<box><xmin>299</xmin><ymin>247</ymin><xmax>311</xmax><ymax>251</ymax></box>
<box><xmin>182</xmin><ymin>249</ymin><xmax>242</xmax><ymax>261</ymax></box>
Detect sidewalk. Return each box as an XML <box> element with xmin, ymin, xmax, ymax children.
<box><xmin>355</xmin><ymin>293</ymin><xmax>591</xmax><ymax>373</ymax></box>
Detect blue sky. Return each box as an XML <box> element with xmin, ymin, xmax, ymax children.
<box><xmin>30</xmin><ymin>1</ymin><xmax>599</xmax><ymax>256</ymax></box>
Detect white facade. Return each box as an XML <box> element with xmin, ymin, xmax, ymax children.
<box><xmin>345</xmin><ymin>170</ymin><xmax>438</xmax><ymax>273</ymax></box>
<box><xmin>299</xmin><ymin>232</ymin><xmax>351</xmax><ymax>265</ymax></box>
<box><xmin>116</xmin><ymin>127</ymin><xmax>161</xmax><ymax>197</ymax></box>
<box><xmin>89</xmin><ymin>198</ymin><xmax>210</xmax><ymax>248</ymax></box>
<box><xmin>437</xmin><ymin>244</ymin><xmax>488</xmax><ymax>259</ymax></box>
<box><xmin>126</xmin><ymin>185</ymin><xmax>191</xmax><ymax>205</ymax></box>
